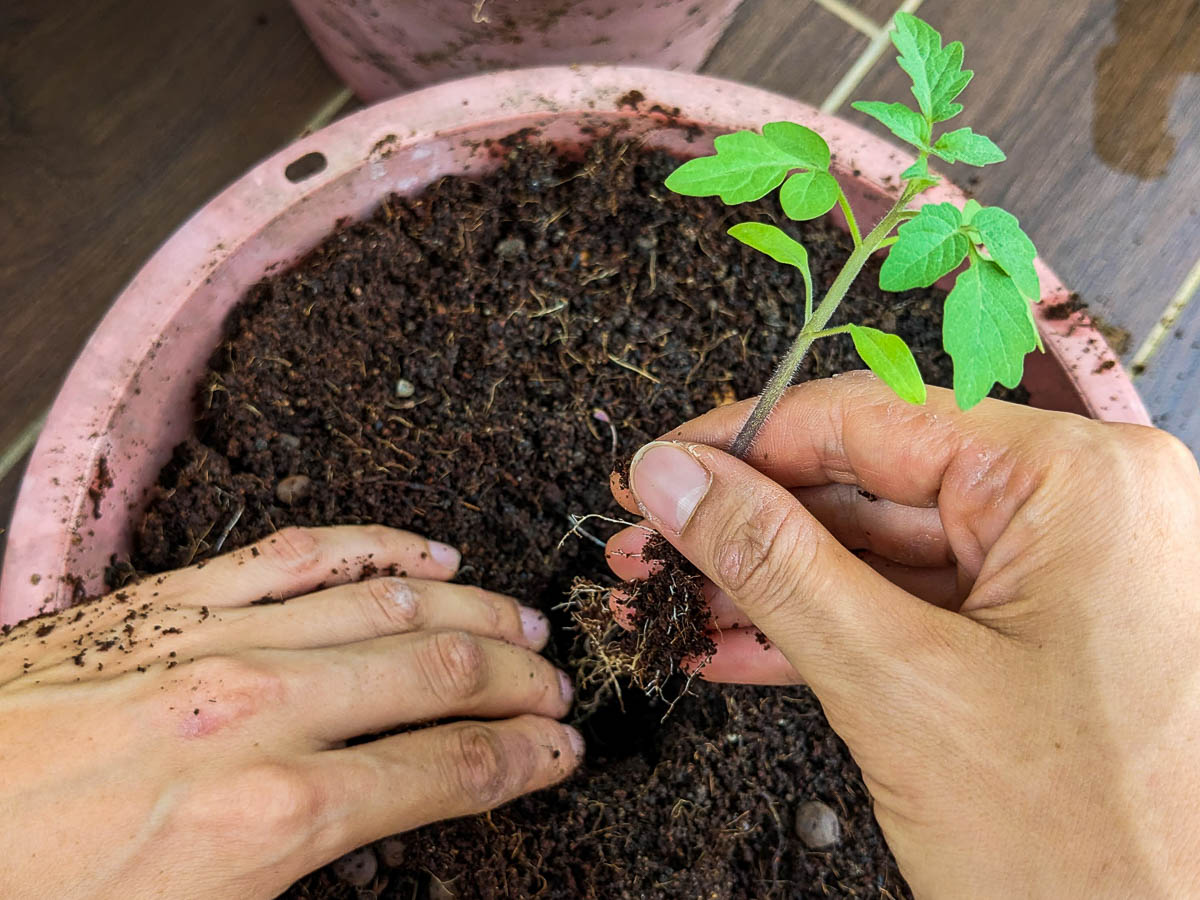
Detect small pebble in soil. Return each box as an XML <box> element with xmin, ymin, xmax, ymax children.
<box><xmin>378</xmin><ymin>836</ymin><xmax>406</xmax><ymax>867</ymax></box>
<box><xmin>795</xmin><ymin>800</ymin><xmax>842</xmax><ymax>849</ymax></box>
<box><xmin>332</xmin><ymin>847</ymin><xmax>378</xmax><ymax>887</ymax></box>
<box><xmin>395</xmin><ymin>378</ymin><xmax>415</xmax><ymax>398</ymax></box>
<box><xmin>277</xmin><ymin>432</ymin><xmax>302</xmax><ymax>450</ymax></box>
<box><xmin>274</xmin><ymin>474</ymin><xmax>312</xmax><ymax>505</ymax></box>
<box><xmin>494</xmin><ymin>236</ymin><xmax>526</xmax><ymax>259</ymax></box>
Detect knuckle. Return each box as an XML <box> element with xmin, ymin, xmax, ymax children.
<box><xmin>445</xmin><ymin>725</ymin><xmax>524</xmax><ymax>808</ymax></box>
<box><xmin>177</xmin><ymin>762</ymin><xmax>327</xmax><ymax>851</ymax></box>
<box><xmin>160</xmin><ymin>655</ymin><xmax>285</xmax><ymax>718</ymax></box>
<box><xmin>260</xmin><ymin>526</ymin><xmax>324</xmax><ymax>579</ymax></box>
<box><xmin>1134</xmin><ymin>426</ymin><xmax>1196</xmax><ymax>474</ymax></box>
<box><xmin>422</xmin><ymin>631</ymin><xmax>488</xmax><ymax>704</ymax></box>
<box><xmin>234</xmin><ymin>762</ymin><xmax>326</xmax><ymax>838</ymax></box>
<box><xmin>360</xmin><ymin>577</ymin><xmax>422</xmax><ymax>635</ymax></box>
<box><xmin>712</xmin><ymin>498</ymin><xmax>816</xmax><ymax>612</ymax></box>
<box><xmin>183</xmin><ymin>654</ymin><xmax>282</xmax><ymax>697</ymax></box>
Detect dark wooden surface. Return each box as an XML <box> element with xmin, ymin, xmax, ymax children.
<box><xmin>1139</xmin><ymin>300</ymin><xmax>1200</xmax><ymax>450</ymax></box>
<box><xmin>0</xmin><ymin>0</ymin><xmax>343</xmax><ymax>455</ymax></box>
<box><xmin>0</xmin><ymin>0</ymin><xmax>1197</xmax><ymax>547</ymax></box>
<box><xmin>705</xmin><ymin>0</ymin><xmax>897</xmax><ymax>103</ymax></box>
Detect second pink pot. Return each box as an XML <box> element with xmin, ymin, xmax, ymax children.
<box><xmin>290</xmin><ymin>0</ymin><xmax>745</xmax><ymax>100</ymax></box>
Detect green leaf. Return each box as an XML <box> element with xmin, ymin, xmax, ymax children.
<box><xmin>762</xmin><ymin>121</ymin><xmax>831</xmax><ymax>171</ymax></box>
<box><xmin>900</xmin><ymin>156</ymin><xmax>940</xmax><ymax>190</ymax></box>
<box><xmin>971</xmin><ymin>207</ymin><xmax>1040</xmax><ymax>301</ymax></box>
<box><xmin>851</xmin><ymin>101</ymin><xmax>928</xmax><ymax>148</ymax></box>
<box><xmin>779</xmin><ymin>170</ymin><xmax>840</xmax><ymax>220</ymax></box>
<box><xmin>727</xmin><ymin>222</ymin><xmax>809</xmax><ymax>270</ymax></box>
<box><xmin>891</xmin><ymin>13</ymin><xmax>974</xmax><ymax>123</ymax></box>
<box><xmin>728</xmin><ymin>222</ymin><xmax>814</xmax><ymax>319</ymax></box>
<box><xmin>879</xmin><ymin>203</ymin><xmax>969</xmax><ymax>290</ymax></box>
<box><xmin>664</xmin><ymin>124</ymin><xmax>833</xmax><ymax>205</ymax></box>
<box><xmin>944</xmin><ymin>258</ymin><xmax>1040</xmax><ymax>409</ymax></box>
<box><xmin>665</xmin><ymin>131</ymin><xmax>789</xmax><ymax>203</ymax></box>
<box><xmin>961</xmin><ymin>198</ymin><xmax>983</xmax><ymax>225</ymax></box>
<box><xmin>932</xmin><ymin>128</ymin><xmax>1005</xmax><ymax>166</ymax></box>
<box><xmin>847</xmin><ymin>325</ymin><xmax>927</xmax><ymax>404</ymax></box>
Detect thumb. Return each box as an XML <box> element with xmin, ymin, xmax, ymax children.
<box><xmin>627</xmin><ymin>439</ymin><xmax>972</xmax><ymax>709</ymax></box>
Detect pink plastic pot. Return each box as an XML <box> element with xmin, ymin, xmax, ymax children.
<box><xmin>289</xmin><ymin>0</ymin><xmax>745</xmax><ymax>101</ymax></box>
<box><xmin>0</xmin><ymin>66</ymin><xmax>1150</xmax><ymax>626</ymax></box>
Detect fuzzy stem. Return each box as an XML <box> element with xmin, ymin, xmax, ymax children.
<box><xmin>728</xmin><ymin>181</ymin><xmax>924</xmax><ymax>459</ymax></box>
<box><xmin>836</xmin><ymin>189</ymin><xmax>863</xmax><ymax>247</ymax></box>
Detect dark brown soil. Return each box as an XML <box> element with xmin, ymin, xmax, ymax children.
<box><xmin>119</xmin><ymin>137</ymin><xmax>1020</xmax><ymax>898</ymax></box>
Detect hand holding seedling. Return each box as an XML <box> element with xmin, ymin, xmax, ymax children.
<box><xmin>0</xmin><ymin>526</ymin><xmax>580</xmax><ymax>899</ymax></box>
<box><xmin>666</xmin><ymin>12</ymin><xmax>1041</xmax><ymax>456</ymax></box>
<box><xmin>607</xmin><ymin>374</ymin><xmax>1200</xmax><ymax>896</ymax></box>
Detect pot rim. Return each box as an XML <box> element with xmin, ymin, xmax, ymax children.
<box><xmin>0</xmin><ymin>65</ymin><xmax>1150</xmax><ymax>625</ymax></box>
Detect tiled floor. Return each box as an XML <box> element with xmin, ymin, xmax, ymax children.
<box><xmin>1</xmin><ymin>0</ymin><xmax>1198</xmax><ymax>543</ymax></box>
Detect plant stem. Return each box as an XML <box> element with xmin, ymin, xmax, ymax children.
<box><xmin>728</xmin><ymin>181</ymin><xmax>924</xmax><ymax>459</ymax></box>
<box><xmin>836</xmin><ymin>189</ymin><xmax>862</xmax><ymax>247</ymax></box>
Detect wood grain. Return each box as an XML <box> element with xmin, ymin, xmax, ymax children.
<box><xmin>0</xmin><ymin>461</ymin><xmax>27</xmax><ymax>566</ymax></box>
<box><xmin>843</xmin><ymin>0</ymin><xmax>1200</xmax><ymax>358</ymax></box>
<box><xmin>1137</xmin><ymin>300</ymin><xmax>1200</xmax><ymax>455</ymax></box>
<box><xmin>0</xmin><ymin>0</ymin><xmax>343</xmax><ymax>455</ymax></box>
<box><xmin>704</xmin><ymin>0</ymin><xmax>888</xmax><ymax>103</ymax></box>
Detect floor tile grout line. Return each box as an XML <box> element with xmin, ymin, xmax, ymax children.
<box><xmin>299</xmin><ymin>85</ymin><xmax>356</xmax><ymax>136</ymax></box>
<box><xmin>1130</xmin><ymin>253</ymin><xmax>1200</xmax><ymax>374</ymax></box>
<box><xmin>810</xmin><ymin>0</ymin><xmax>882</xmax><ymax>38</ymax></box>
<box><xmin>0</xmin><ymin>85</ymin><xmax>359</xmax><ymax>490</ymax></box>
<box><xmin>0</xmin><ymin>411</ymin><xmax>47</xmax><ymax>484</ymax></box>
<box><xmin>820</xmin><ymin>0</ymin><xmax>924</xmax><ymax>114</ymax></box>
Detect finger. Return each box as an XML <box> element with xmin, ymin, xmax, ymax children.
<box><xmin>607</xmin><ymin>533</ymin><xmax>958</xmax><ymax>632</ymax></box>
<box><xmin>311</xmin><ymin>715</ymin><xmax>582</xmax><ymax>856</ymax></box>
<box><xmin>791</xmin><ymin>483</ymin><xmax>952</xmax><ymax>567</ymax></box>
<box><xmin>277</xmin><ymin>631</ymin><xmax>573</xmax><ymax>743</ymax></box>
<box><xmin>689</xmin><ymin>627</ymin><xmax>801</xmax><ymax>685</ymax></box>
<box><xmin>36</xmin><ymin>578</ymin><xmax>555</xmax><ymax>682</ymax></box>
<box><xmin>151</xmin><ymin>525</ymin><xmax>461</xmax><ymax>608</ymax></box>
<box><xmin>606</xmin><ymin>589</ymin><xmax>638</xmax><ymax>630</ymax></box>
<box><xmin>605</xmin><ymin>525</ymin><xmax>658</xmax><ymax>581</ymax></box>
<box><xmin>610</xmin><ymin>470</ymin><xmax>641</xmax><ymax>516</ymax></box>
<box><xmin>614</xmin><ymin>463</ymin><xmax>953</xmax><ymax>566</ymax></box>
<box><xmin>693</xmin><ymin>557</ymin><xmax>961</xmax><ymax>629</ymax></box>
<box><xmin>610</xmin><ymin>486</ymin><xmax>951</xmax><ymax>579</ymax></box>
<box><xmin>627</xmin><ymin>439</ymin><xmax>983</xmax><ymax>709</ymax></box>
<box><xmin>222</xmin><ymin>578</ymin><xmax>551</xmax><ymax>652</ymax></box>
<box><xmin>619</xmin><ymin>373</ymin><xmax>1067</xmax><ymax>576</ymax></box>
<box><xmin>607</xmin><ymin>578</ymin><xmax>731</xmax><ymax>632</ymax></box>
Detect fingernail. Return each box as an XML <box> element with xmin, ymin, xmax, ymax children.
<box><xmin>565</xmin><ymin>725</ymin><xmax>585</xmax><ymax>758</ymax></box>
<box><xmin>519</xmin><ymin>606</ymin><xmax>550</xmax><ymax>645</ymax></box>
<box><xmin>427</xmin><ymin>540</ymin><xmax>461</xmax><ymax>571</ymax></box>
<box><xmin>629</xmin><ymin>442</ymin><xmax>712</xmax><ymax>534</ymax></box>
<box><xmin>558</xmin><ymin>670</ymin><xmax>575</xmax><ymax>704</ymax></box>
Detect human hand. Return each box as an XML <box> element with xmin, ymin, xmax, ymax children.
<box><xmin>0</xmin><ymin>526</ymin><xmax>581</xmax><ymax>900</ymax></box>
<box><xmin>607</xmin><ymin>372</ymin><xmax>1200</xmax><ymax>898</ymax></box>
